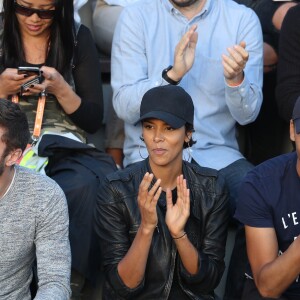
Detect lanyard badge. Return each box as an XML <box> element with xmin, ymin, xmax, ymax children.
<box><xmin>32</xmin><ymin>90</ymin><xmax>46</xmax><ymax>144</ymax></box>
<box><xmin>11</xmin><ymin>91</ymin><xmax>46</xmax><ymax>145</ymax></box>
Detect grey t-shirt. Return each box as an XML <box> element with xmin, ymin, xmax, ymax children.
<box><xmin>0</xmin><ymin>165</ymin><xmax>71</xmax><ymax>300</ymax></box>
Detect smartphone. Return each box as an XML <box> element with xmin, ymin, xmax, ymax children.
<box><xmin>18</xmin><ymin>67</ymin><xmax>44</xmax><ymax>94</ymax></box>
<box><xmin>18</xmin><ymin>66</ymin><xmax>41</xmax><ymax>77</ymax></box>
<box><xmin>21</xmin><ymin>76</ymin><xmax>44</xmax><ymax>93</ymax></box>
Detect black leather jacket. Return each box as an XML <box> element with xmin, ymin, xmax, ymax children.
<box><xmin>95</xmin><ymin>159</ymin><xmax>229</xmax><ymax>300</ymax></box>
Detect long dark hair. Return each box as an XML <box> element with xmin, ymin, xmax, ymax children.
<box><xmin>1</xmin><ymin>0</ymin><xmax>75</xmax><ymax>79</ymax></box>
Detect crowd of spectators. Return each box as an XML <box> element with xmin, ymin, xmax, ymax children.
<box><xmin>1</xmin><ymin>0</ymin><xmax>300</xmax><ymax>299</ymax></box>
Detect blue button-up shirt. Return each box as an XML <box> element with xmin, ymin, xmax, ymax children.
<box><xmin>112</xmin><ymin>0</ymin><xmax>263</xmax><ymax>169</ymax></box>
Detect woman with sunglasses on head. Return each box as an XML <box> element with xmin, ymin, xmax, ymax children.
<box><xmin>95</xmin><ymin>85</ymin><xmax>229</xmax><ymax>300</ymax></box>
<box><xmin>0</xmin><ymin>0</ymin><xmax>109</xmax><ymax>296</ymax></box>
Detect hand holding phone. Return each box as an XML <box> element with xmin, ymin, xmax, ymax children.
<box><xmin>17</xmin><ymin>66</ymin><xmax>41</xmax><ymax>77</ymax></box>
<box><xmin>18</xmin><ymin>66</ymin><xmax>44</xmax><ymax>94</ymax></box>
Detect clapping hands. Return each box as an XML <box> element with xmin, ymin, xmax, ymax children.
<box><xmin>222</xmin><ymin>41</ymin><xmax>249</xmax><ymax>86</ymax></box>
<box><xmin>138</xmin><ymin>173</ymin><xmax>190</xmax><ymax>238</ymax></box>
<box><xmin>138</xmin><ymin>173</ymin><xmax>162</xmax><ymax>234</ymax></box>
<box><xmin>170</xmin><ymin>24</ymin><xmax>198</xmax><ymax>82</ymax></box>
<box><xmin>165</xmin><ymin>175</ymin><xmax>190</xmax><ymax>238</ymax></box>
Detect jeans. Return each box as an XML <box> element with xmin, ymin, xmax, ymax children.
<box><xmin>192</xmin><ymin>158</ymin><xmax>253</xmax><ymax>299</ymax></box>
<box><xmin>219</xmin><ymin>158</ymin><xmax>254</xmax><ymax>218</ymax></box>
<box><xmin>220</xmin><ymin>159</ymin><xmax>254</xmax><ymax>300</ymax></box>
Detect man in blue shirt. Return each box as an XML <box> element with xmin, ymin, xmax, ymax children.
<box><xmin>111</xmin><ymin>0</ymin><xmax>263</xmax><ymax>298</ymax></box>
<box><xmin>112</xmin><ymin>0</ymin><xmax>262</xmax><ymax>214</ymax></box>
<box><xmin>235</xmin><ymin>98</ymin><xmax>300</xmax><ymax>300</ymax></box>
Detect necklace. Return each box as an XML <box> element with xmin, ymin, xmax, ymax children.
<box><xmin>1</xmin><ymin>166</ymin><xmax>16</xmax><ymax>200</ymax></box>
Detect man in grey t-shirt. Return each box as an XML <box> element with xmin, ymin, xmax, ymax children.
<box><xmin>0</xmin><ymin>100</ymin><xmax>71</xmax><ymax>300</ymax></box>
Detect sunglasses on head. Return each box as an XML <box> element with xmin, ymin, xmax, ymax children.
<box><xmin>14</xmin><ymin>1</ymin><xmax>55</xmax><ymax>19</ymax></box>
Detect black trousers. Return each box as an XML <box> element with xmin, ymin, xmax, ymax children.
<box><xmin>39</xmin><ymin>134</ymin><xmax>117</xmax><ymax>281</ymax></box>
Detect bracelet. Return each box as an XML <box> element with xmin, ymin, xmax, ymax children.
<box><xmin>172</xmin><ymin>232</ymin><xmax>187</xmax><ymax>240</ymax></box>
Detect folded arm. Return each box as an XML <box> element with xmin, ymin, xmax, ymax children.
<box><xmin>246</xmin><ymin>226</ymin><xmax>300</xmax><ymax>298</ymax></box>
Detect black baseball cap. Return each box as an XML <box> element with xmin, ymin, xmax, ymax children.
<box><xmin>134</xmin><ymin>85</ymin><xmax>194</xmax><ymax>128</ymax></box>
<box><xmin>292</xmin><ymin>97</ymin><xmax>300</xmax><ymax>134</ymax></box>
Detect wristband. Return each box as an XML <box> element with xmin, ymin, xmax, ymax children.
<box><xmin>162</xmin><ymin>65</ymin><xmax>181</xmax><ymax>85</ymax></box>
<box><xmin>172</xmin><ymin>232</ymin><xmax>187</xmax><ymax>240</ymax></box>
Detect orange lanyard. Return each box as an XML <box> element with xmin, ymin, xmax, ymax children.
<box><xmin>12</xmin><ymin>91</ymin><xmax>46</xmax><ymax>144</ymax></box>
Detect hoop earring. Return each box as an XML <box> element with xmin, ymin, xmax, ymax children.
<box><xmin>139</xmin><ymin>144</ymin><xmax>147</xmax><ymax>160</ymax></box>
<box><xmin>183</xmin><ymin>142</ymin><xmax>191</xmax><ymax>161</ymax></box>
<box><xmin>187</xmin><ymin>142</ymin><xmax>191</xmax><ymax>161</ymax></box>
<box><xmin>140</xmin><ymin>136</ymin><xmax>144</xmax><ymax>142</ymax></box>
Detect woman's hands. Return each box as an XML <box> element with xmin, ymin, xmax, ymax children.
<box><xmin>138</xmin><ymin>172</ymin><xmax>162</xmax><ymax>234</ymax></box>
<box><xmin>0</xmin><ymin>68</ymin><xmax>36</xmax><ymax>98</ymax></box>
<box><xmin>0</xmin><ymin>66</ymin><xmax>80</xmax><ymax>116</ymax></box>
<box><xmin>24</xmin><ymin>66</ymin><xmax>66</xmax><ymax>97</ymax></box>
<box><xmin>165</xmin><ymin>175</ymin><xmax>198</xmax><ymax>275</ymax></box>
<box><xmin>165</xmin><ymin>175</ymin><xmax>190</xmax><ymax>238</ymax></box>
<box><xmin>138</xmin><ymin>173</ymin><xmax>190</xmax><ymax>238</ymax></box>
<box><xmin>0</xmin><ymin>67</ymin><xmax>67</xmax><ymax>99</ymax></box>
<box><xmin>127</xmin><ymin>173</ymin><xmax>197</xmax><ymax>281</ymax></box>
<box><xmin>25</xmin><ymin>66</ymin><xmax>81</xmax><ymax>114</ymax></box>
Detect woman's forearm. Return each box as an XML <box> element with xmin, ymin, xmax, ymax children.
<box><xmin>117</xmin><ymin>225</ymin><xmax>155</xmax><ymax>289</ymax></box>
<box><xmin>175</xmin><ymin>233</ymin><xmax>199</xmax><ymax>275</ymax></box>
<box><xmin>54</xmin><ymin>80</ymin><xmax>81</xmax><ymax>114</ymax></box>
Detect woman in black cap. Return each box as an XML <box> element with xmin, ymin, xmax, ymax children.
<box><xmin>95</xmin><ymin>85</ymin><xmax>229</xmax><ymax>300</ymax></box>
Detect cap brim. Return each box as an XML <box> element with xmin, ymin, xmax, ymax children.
<box><xmin>134</xmin><ymin>111</ymin><xmax>186</xmax><ymax>129</ymax></box>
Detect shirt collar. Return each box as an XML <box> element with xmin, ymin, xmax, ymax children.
<box><xmin>162</xmin><ymin>0</ymin><xmax>213</xmax><ymax>20</ymax></box>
